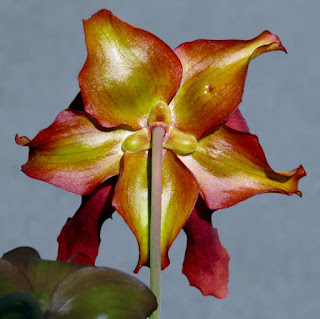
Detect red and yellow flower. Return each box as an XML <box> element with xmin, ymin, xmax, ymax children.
<box><xmin>17</xmin><ymin>9</ymin><xmax>305</xmax><ymax>299</ymax></box>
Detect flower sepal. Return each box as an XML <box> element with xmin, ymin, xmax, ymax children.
<box><xmin>122</xmin><ymin>128</ymin><xmax>151</xmax><ymax>153</ymax></box>
<box><xmin>163</xmin><ymin>127</ymin><xmax>197</xmax><ymax>156</ymax></box>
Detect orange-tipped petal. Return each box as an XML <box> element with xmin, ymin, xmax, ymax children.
<box><xmin>171</xmin><ymin>31</ymin><xmax>286</xmax><ymax>139</ymax></box>
<box><xmin>57</xmin><ymin>178</ymin><xmax>116</xmax><ymax>264</ymax></box>
<box><xmin>112</xmin><ymin>150</ymin><xmax>198</xmax><ymax>272</ymax></box>
<box><xmin>22</xmin><ymin>109</ymin><xmax>131</xmax><ymax>195</ymax></box>
<box><xmin>79</xmin><ymin>9</ymin><xmax>182</xmax><ymax>130</ymax></box>
<box><xmin>183</xmin><ymin>197</ymin><xmax>229</xmax><ymax>298</ymax></box>
<box><xmin>180</xmin><ymin>125</ymin><xmax>306</xmax><ymax>209</ymax></box>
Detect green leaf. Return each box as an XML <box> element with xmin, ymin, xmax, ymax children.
<box><xmin>50</xmin><ymin>267</ymin><xmax>157</xmax><ymax>319</ymax></box>
<box><xmin>0</xmin><ymin>260</ymin><xmax>32</xmax><ymax>297</ymax></box>
<box><xmin>1</xmin><ymin>247</ymin><xmax>156</xmax><ymax>318</ymax></box>
<box><xmin>2</xmin><ymin>247</ymin><xmax>85</xmax><ymax>296</ymax></box>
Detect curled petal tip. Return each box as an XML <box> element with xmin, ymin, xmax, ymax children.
<box><xmin>133</xmin><ymin>264</ymin><xmax>142</xmax><ymax>274</ymax></box>
<box><xmin>132</xmin><ymin>252</ymin><xmax>148</xmax><ymax>274</ymax></box>
<box><xmin>250</xmin><ymin>30</ymin><xmax>287</xmax><ymax>60</ymax></box>
<box><xmin>15</xmin><ymin>134</ymin><xmax>30</xmax><ymax>146</ymax></box>
<box><xmin>171</xmin><ymin>31</ymin><xmax>287</xmax><ymax>138</ymax></box>
<box><xmin>278</xmin><ymin>164</ymin><xmax>306</xmax><ymax>194</ymax></box>
<box><xmin>287</xmin><ymin>164</ymin><xmax>306</xmax><ymax>197</ymax></box>
<box><xmin>297</xmin><ymin>164</ymin><xmax>307</xmax><ymax>177</ymax></box>
<box><xmin>260</xmin><ymin>30</ymin><xmax>283</xmax><ymax>43</ymax></box>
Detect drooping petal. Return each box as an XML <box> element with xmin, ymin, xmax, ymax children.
<box><xmin>57</xmin><ymin>178</ymin><xmax>116</xmax><ymax>264</ymax></box>
<box><xmin>112</xmin><ymin>150</ymin><xmax>198</xmax><ymax>272</ymax></box>
<box><xmin>79</xmin><ymin>9</ymin><xmax>182</xmax><ymax>130</ymax></box>
<box><xmin>20</xmin><ymin>109</ymin><xmax>131</xmax><ymax>195</ymax></box>
<box><xmin>182</xmin><ymin>197</ymin><xmax>229</xmax><ymax>298</ymax></box>
<box><xmin>170</xmin><ymin>31</ymin><xmax>286</xmax><ymax>139</ymax></box>
<box><xmin>180</xmin><ymin>125</ymin><xmax>306</xmax><ymax>209</ymax></box>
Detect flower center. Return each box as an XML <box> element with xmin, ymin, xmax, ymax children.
<box><xmin>122</xmin><ymin>101</ymin><xmax>198</xmax><ymax>156</ymax></box>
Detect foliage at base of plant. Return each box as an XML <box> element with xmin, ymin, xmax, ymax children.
<box><xmin>0</xmin><ymin>247</ymin><xmax>157</xmax><ymax>319</ymax></box>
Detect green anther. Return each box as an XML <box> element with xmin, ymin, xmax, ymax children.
<box><xmin>148</xmin><ymin>101</ymin><xmax>171</xmax><ymax>126</ymax></box>
<box><xmin>122</xmin><ymin>128</ymin><xmax>151</xmax><ymax>153</ymax></box>
<box><xmin>164</xmin><ymin>127</ymin><xmax>197</xmax><ymax>156</ymax></box>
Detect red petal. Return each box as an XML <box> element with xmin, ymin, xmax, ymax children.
<box><xmin>225</xmin><ymin>108</ymin><xmax>250</xmax><ymax>133</ymax></box>
<box><xmin>182</xmin><ymin>196</ymin><xmax>230</xmax><ymax>298</ymax></box>
<box><xmin>79</xmin><ymin>9</ymin><xmax>182</xmax><ymax>130</ymax></box>
<box><xmin>171</xmin><ymin>31</ymin><xmax>286</xmax><ymax>139</ymax></box>
<box><xmin>57</xmin><ymin>178</ymin><xmax>116</xmax><ymax>264</ymax></box>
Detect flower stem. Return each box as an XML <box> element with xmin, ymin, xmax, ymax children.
<box><xmin>150</xmin><ymin>125</ymin><xmax>165</xmax><ymax>319</ymax></box>
<box><xmin>0</xmin><ymin>292</ymin><xmax>45</xmax><ymax>318</ymax></box>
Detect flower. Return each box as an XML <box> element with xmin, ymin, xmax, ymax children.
<box><xmin>17</xmin><ymin>9</ymin><xmax>306</xmax><ymax>299</ymax></box>
<box><xmin>0</xmin><ymin>247</ymin><xmax>157</xmax><ymax>318</ymax></box>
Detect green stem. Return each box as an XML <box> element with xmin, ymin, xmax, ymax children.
<box><xmin>150</xmin><ymin>125</ymin><xmax>165</xmax><ymax>319</ymax></box>
<box><xmin>0</xmin><ymin>292</ymin><xmax>45</xmax><ymax>319</ymax></box>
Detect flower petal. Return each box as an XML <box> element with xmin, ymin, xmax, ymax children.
<box><xmin>79</xmin><ymin>9</ymin><xmax>182</xmax><ymax>130</ymax></box>
<box><xmin>21</xmin><ymin>109</ymin><xmax>131</xmax><ymax>195</ymax></box>
<box><xmin>225</xmin><ymin>108</ymin><xmax>250</xmax><ymax>133</ymax></box>
<box><xmin>180</xmin><ymin>125</ymin><xmax>306</xmax><ymax>209</ymax></box>
<box><xmin>171</xmin><ymin>31</ymin><xmax>286</xmax><ymax>139</ymax></box>
<box><xmin>112</xmin><ymin>150</ymin><xmax>198</xmax><ymax>272</ymax></box>
<box><xmin>57</xmin><ymin>178</ymin><xmax>116</xmax><ymax>265</ymax></box>
<box><xmin>182</xmin><ymin>197</ymin><xmax>229</xmax><ymax>298</ymax></box>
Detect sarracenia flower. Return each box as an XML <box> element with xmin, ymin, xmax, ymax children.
<box><xmin>17</xmin><ymin>9</ymin><xmax>305</xmax><ymax>299</ymax></box>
